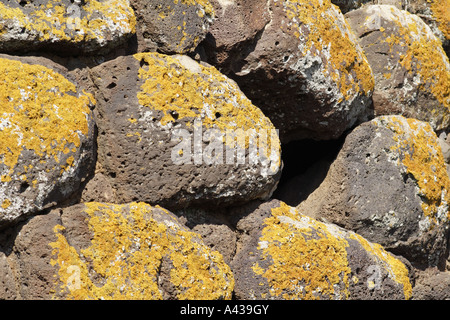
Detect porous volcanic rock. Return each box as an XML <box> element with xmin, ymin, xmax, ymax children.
<box><xmin>333</xmin><ymin>0</ymin><xmax>449</xmax><ymax>56</ymax></box>
<box><xmin>412</xmin><ymin>268</ymin><xmax>450</xmax><ymax>300</ymax></box>
<box><xmin>89</xmin><ymin>52</ymin><xmax>282</xmax><ymax>210</ymax></box>
<box><xmin>202</xmin><ymin>0</ymin><xmax>375</xmax><ymax>142</ymax></box>
<box><xmin>0</xmin><ymin>55</ymin><xmax>96</xmax><ymax>229</ymax></box>
<box><xmin>0</xmin><ymin>202</ymin><xmax>234</xmax><ymax>299</ymax></box>
<box><xmin>298</xmin><ymin>115</ymin><xmax>450</xmax><ymax>268</ymax></box>
<box><xmin>331</xmin><ymin>0</ymin><xmax>402</xmax><ymax>14</ymax></box>
<box><xmin>345</xmin><ymin>5</ymin><xmax>450</xmax><ymax>131</ymax></box>
<box><xmin>0</xmin><ymin>0</ymin><xmax>136</xmax><ymax>55</ymax></box>
<box><xmin>130</xmin><ymin>0</ymin><xmax>214</xmax><ymax>53</ymax></box>
<box><xmin>232</xmin><ymin>200</ymin><xmax>413</xmax><ymax>300</ymax></box>
<box><xmin>406</xmin><ymin>0</ymin><xmax>449</xmax><ymax>56</ymax></box>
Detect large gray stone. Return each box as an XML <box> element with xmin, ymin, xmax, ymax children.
<box><xmin>88</xmin><ymin>52</ymin><xmax>282</xmax><ymax>210</ymax></box>
<box><xmin>232</xmin><ymin>200</ymin><xmax>413</xmax><ymax>300</ymax></box>
<box><xmin>0</xmin><ymin>0</ymin><xmax>136</xmax><ymax>55</ymax></box>
<box><xmin>0</xmin><ymin>55</ymin><xmax>96</xmax><ymax>229</ymax></box>
<box><xmin>201</xmin><ymin>0</ymin><xmax>375</xmax><ymax>142</ymax></box>
<box><xmin>345</xmin><ymin>5</ymin><xmax>450</xmax><ymax>131</ymax></box>
<box><xmin>0</xmin><ymin>202</ymin><xmax>234</xmax><ymax>299</ymax></box>
<box><xmin>298</xmin><ymin>115</ymin><xmax>450</xmax><ymax>268</ymax></box>
<box><xmin>131</xmin><ymin>0</ymin><xmax>214</xmax><ymax>53</ymax></box>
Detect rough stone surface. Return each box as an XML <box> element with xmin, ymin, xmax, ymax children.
<box><xmin>89</xmin><ymin>52</ymin><xmax>282</xmax><ymax>210</ymax></box>
<box><xmin>0</xmin><ymin>0</ymin><xmax>449</xmax><ymax>302</ymax></box>
<box><xmin>232</xmin><ymin>200</ymin><xmax>413</xmax><ymax>300</ymax></box>
<box><xmin>201</xmin><ymin>0</ymin><xmax>375</xmax><ymax>142</ymax></box>
<box><xmin>0</xmin><ymin>55</ymin><xmax>96</xmax><ymax>229</ymax></box>
<box><xmin>406</xmin><ymin>0</ymin><xmax>450</xmax><ymax>56</ymax></box>
<box><xmin>298</xmin><ymin>115</ymin><xmax>450</xmax><ymax>269</ymax></box>
<box><xmin>0</xmin><ymin>0</ymin><xmax>136</xmax><ymax>55</ymax></box>
<box><xmin>0</xmin><ymin>202</ymin><xmax>234</xmax><ymax>300</ymax></box>
<box><xmin>332</xmin><ymin>0</ymin><xmax>449</xmax><ymax>56</ymax></box>
<box><xmin>201</xmin><ymin>0</ymin><xmax>271</xmax><ymax>67</ymax></box>
<box><xmin>174</xmin><ymin>207</ymin><xmax>237</xmax><ymax>265</ymax></box>
<box><xmin>345</xmin><ymin>5</ymin><xmax>450</xmax><ymax>131</ymax></box>
<box><xmin>331</xmin><ymin>0</ymin><xmax>402</xmax><ymax>14</ymax></box>
<box><xmin>130</xmin><ymin>0</ymin><xmax>214</xmax><ymax>54</ymax></box>
<box><xmin>412</xmin><ymin>268</ymin><xmax>450</xmax><ymax>300</ymax></box>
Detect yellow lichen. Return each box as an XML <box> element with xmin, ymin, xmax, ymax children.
<box><xmin>49</xmin><ymin>202</ymin><xmax>234</xmax><ymax>300</ymax></box>
<box><xmin>379</xmin><ymin>7</ymin><xmax>450</xmax><ymax>117</ymax></box>
<box><xmin>256</xmin><ymin>202</ymin><xmax>352</xmax><ymax>300</ymax></box>
<box><xmin>277</xmin><ymin>0</ymin><xmax>374</xmax><ymax>102</ymax></box>
<box><xmin>349</xmin><ymin>232</ymin><xmax>412</xmax><ymax>299</ymax></box>
<box><xmin>382</xmin><ymin>116</ymin><xmax>450</xmax><ymax>225</ymax></box>
<box><xmin>0</xmin><ymin>57</ymin><xmax>92</xmax><ymax>186</ymax></box>
<box><xmin>155</xmin><ymin>0</ymin><xmax>214</xmax><ymax>51</ymax></box>
<box><xmin>0</xmin><ymin>0</ymin><xmax>136</xmax><ymax>45</ymax></box>
<box><xmin>1</xmin><ymin>199</ymin><xmax>11</xmax><ymax>209</ymax></box>
<box><xmin>134</xmin><ymin>52</ymin><xmax>281</xmax><ymax>165</ymax></box>
<box><xmin>173</xmin><ymin>0</ymin><xmax>214</xmax><ymax>18</ymax></box>
<box><xmin>254</xmin><ymin>202</ymin><xmax>412</xmax><ymax>300</ymax></box>
<box><xmin>430</xmin><ymin>0</ymin><xmax>450</xmax><ymax>41</ymax></box>
<box><xmin>134</xmin><ymin>52</ymin><xmax>273</xmax><ymax>130</ymax></box>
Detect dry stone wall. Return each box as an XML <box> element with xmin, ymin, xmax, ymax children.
<box><xmin>0</xmin><ymin>0</ymin><xmax>449</xmax><ymax>300</ymax></box>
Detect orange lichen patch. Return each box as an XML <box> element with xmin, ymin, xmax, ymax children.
<box><xmin>381</xmin><ymin>116</ymin><xmax>450</xmax><ymax>225</ymax></box>
<box><xmin>49</xmin><ymin>202</ymin><xmax>234</xmax><ymax>300</ymax></box>
<box><xmin>0</xmin><ymin>57</ymin><xmax>92</xmax><ymax>184</ymax></box>
<box><xmin>277</xmin><ymin>0</ymin><xmax>374</xmax><ymax>102</ymax></box>
<box><xmin>254</xmin><ymin>202</ymin><xmax>352</xmax><ymax>300</ymax></box>
<box><xmin>430</xmin><ymin>0</ymin><xmax>450</xmax><ymax>41</ymax></box>
<box><xmin>0</xmin><ymin>0</ymin><xmax>136</xmax><ymax>44</ymax></box>
<box><xmin>349</xmin><ymin>232</ymin><xmax>412</xmax><ymax>299</ymax></box>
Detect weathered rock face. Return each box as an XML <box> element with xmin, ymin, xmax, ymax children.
<box><xmin>345</xmin><ymin>5</ymin><xmax>450</xmax><ymax>131</ymax></box>
<box><xmin>89</xmin><ymin>52</ymin><xmax>281</xmax><ymax>210</ymax></box>
<box><xmin>0</xmin><ymin>0</ymin><xmax>136</xmax><ymax>55</ymax></box>
<box><xmin>202</xmin><ymin>0</ymin><xmax>375</xmax><ymax>142</ymax></box>
<box><xmin>130</xmin><ymin>0</ymin><xmax>214</xmax><ymax>53</ymax></box>
<box><xmin>202</xmin><ymin>0</ymin><xmax>271</xmax><ymax>66</ymax></box>
<box><xmin>406</xmin><ymin>0</ymin><xmax>450</xmax><ymax>56</ymax></box>
<box><xmin>0</xmin><ymin>0</ymin><xmax>449</xmax><ymax>302</ymax></box>
<box><xmin>0</xmin><ymin>202</ymin><xmax>234</xmax><ymax>300</ymax></box>
<box><xmin>174</xmin><ymin>206</ymin><xmax>237</xmax><ymax>265</ymax></box>
<box><xmin>0</xmin><ymin>55</ymin><xmax>96</xmax><ymax>229</ymax></box>
<box><xmin>298</xmin><ymin>115</ymin><xmax>450</xmax><ymax>268</ymax></box>
<box><xmin>412</xmin><ymin>268</ymin><xmax>450</xmax><ymax>300</ymax></box>
<box><xmin>332</xmin><ymin>0</ymin><xmax>449</xmax><ymax>56</ymax></box>
<box><xmin>232</xmin><ymin>200</ymin><xmax>413</xmax><ymax>300</ymax></box>
<box><xmin>331</xmin><ymin>0</ymin><xmax>402</xmax><ymax>14</ymax></box>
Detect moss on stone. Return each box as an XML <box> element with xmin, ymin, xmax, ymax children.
<box><xmin>379</xmin><ymin>7</ymin><xmax>450</xmax><ymax>117</ymax></box>
<box><xmin>254</xmin><ymin>202</ymin><xmax>351</xmax><ymax>299</ymax></box>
